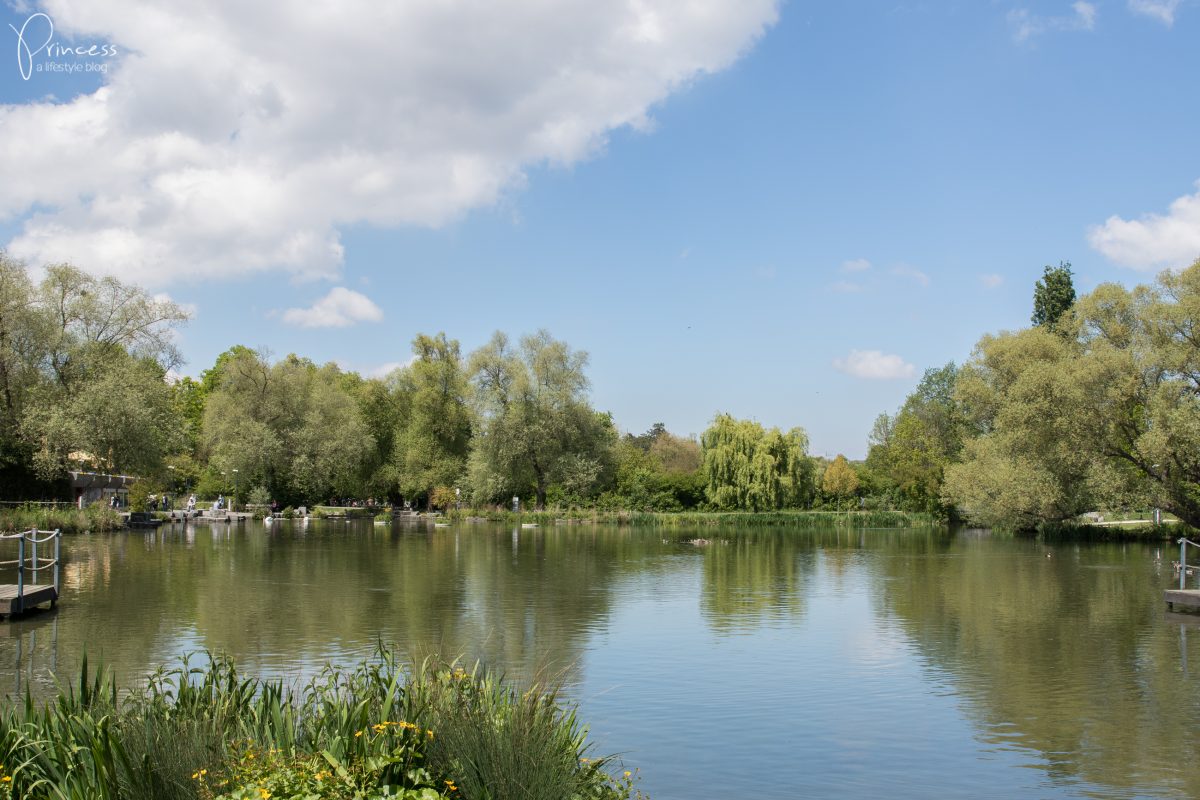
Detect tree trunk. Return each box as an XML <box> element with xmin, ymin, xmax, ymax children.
<box><xmin>533</xmin><ymin>458</ymin><xmax>547</xmax><ymax>511</ymax></box>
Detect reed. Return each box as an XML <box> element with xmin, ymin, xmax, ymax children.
<box><xmin>0</xmin><ymin>503</ymin><xmax>123</xmax><ymax>534</ymax></box>
<box><xmin>0</xmin><ymin>649</ymin><xmax>642</xmax><ymax>800</ymax></box>
<box><xmin>445</xmin><ymin>507</ymin><xmax>935</xmax><ymax>529</ymax></box>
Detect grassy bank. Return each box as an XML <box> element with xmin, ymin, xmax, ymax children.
<box><xmin>445</xmin><ymin>508</ymin><xmax>936</xmax><ymax>528</ymax></box>
<box><xmin>1037</xmin><ymin>520</ymin><xmax>1191</xmax><ymax>542</ymax></box>
<box><xmin>0</xmin><ymin>503</ymin><xmax>123</xmax><ymax>534</ymax></box>
<box><xmin>0</xmin><ymin>649</ymin><xmax>642</xmax><ymax>800</ymax></box>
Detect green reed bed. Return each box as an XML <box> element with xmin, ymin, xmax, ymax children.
<box><xmin>0</xmin><ymin>503</ymin><xmax>123</xmax><ymax>535</ymax></box>
<box><xmin>447</xmin><ymin>508</ymin><xmax>934</xmax><ymax>529</ymax></box>
<box><xmin>0</xmin><ymin>650</ymin><xmax>643</xmax><ymax>800</ymax></box>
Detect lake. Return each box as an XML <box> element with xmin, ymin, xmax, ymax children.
<box><xmin>3</xmin><ymin>520</ymin><xmax>1198</xmax><ymax>799</ymax></box>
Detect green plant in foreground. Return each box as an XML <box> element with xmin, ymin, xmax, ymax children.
<box><xmin>0</xmin><ymin>649</ymin><xmax>644</xmax><ymax>800</ymax></box>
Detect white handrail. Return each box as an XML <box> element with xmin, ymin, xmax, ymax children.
<box><xmin>2</xmin><ymin>528</ymin><xmax>62</xmax><ymax>614</ymax></box>
<box><xmin>1178</xmin><ymin>538</ymin><xmax>1200</xmax><ymax>590</ymax></box>
<box><xmin>0</xmin><ymin>529</ymin><xmax>59</xmax><ymax>544</ymax></box>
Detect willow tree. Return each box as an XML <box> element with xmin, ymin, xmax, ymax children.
<box><xmin>1063</xmin><ymin>259</ymin><xmax>1200</xmax><ymax>527</ymax></box>
<box><xmin>466</xmin><ymin>330</ymin><xmax>614</xmax><ymax>510</ymax></box>
<box><xmin>943</xmin><ymin>259</ymin><xmax>1200</xmax><ymax>529</ymax></box>
<box><xmin>201</xmin><ymin>351</ymin><xmax>375</xmax><ymax>504</ymax></box>
<box><xmin>941</xmin><ymin>327</ymin><xmax>1095</xmax><ymax>529</ymax></box>
<box><xmin>700</xmin><ymin>414</ymin><xmax>813</xmax><ymax>511</ymax></box>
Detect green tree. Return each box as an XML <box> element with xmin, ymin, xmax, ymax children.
<box><xmin>0</xmin><ymin>256</ymin><xmax>38</xmax><ymax>473</ymax></box>
<box><xmin>700</xmin><ymin>414</ymin><xmax>813</xmax><ymax>511</ymax></box>
<box><xmin>4</xmin><ymin>261</ymin><xmax>191</xmax><ymax>480</ymax></box>
<box><xmin>201</xmin><ymin>351</ymin><xmax>375</xmax><ymax>504</ymax></box>
<box><xmin>1032</xmin><ymin>261</ymin><xmax>1076</xmax><ymax>330</ymax></box>
<box><xmin>23</xmin><ymin>348</ymin><xmax>184</xmax><ymax>478</ymax></box>
<box><xmin>37</xmin><ymin>264</ymin><xmax>189</xmax><ymax>393</ymax></box>
<box><xmin>467</xmin><ymin>330</ymin><xmax>614</xmax><ymax>510</ymax></box>
<box><xmin>866</xmin><ymin>364</ymin><xmax>963</xmax><ymax>514</ymax></box>
<box><xmin>944</xmin><ymin>259</ymin><xmax>1200</xmax><ymax>529</ymax></box>
<box><xmin>942</xmin><ymin>328</ymin><xmax>1095</xmax><ymax>529</ymax></box>
<box><xmin>821</xmin><ymin>454</ymin><xmax>860</xmax><ymax>511</ymax></box>
<box><xmin>1063</xmin><ymin>260</ymin><xmax>1200</xmax><ymax>526</ymax></box>
<box><xmin>391</xmin><ymin>333</ymin><xmax>472</xmax><ymax>503</ymax></box>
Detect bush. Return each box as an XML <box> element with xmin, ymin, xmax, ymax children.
<box><xmin>127</xmin><ymin>479</ymin><xmax>164</xmax><ymax>512</ymax></box>
<box><xmin>247</xmin><ymin>486</ymin><xmax>272</xmax><ymax>508</ymax></box>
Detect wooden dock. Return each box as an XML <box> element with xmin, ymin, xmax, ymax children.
<box><xmin>0</xmin><ymin>583</ymin><xmax>58</xmax><ymax>616</ymax></box>
<box><xmin>0</xmin><ymin>528</ymin><xmax>63</xmax><ymax>619</ymax></box>
<box><xmin>1164</xmin><ymin>589</ymin><xmax>1200</xmax><ymax>611</ymax></box>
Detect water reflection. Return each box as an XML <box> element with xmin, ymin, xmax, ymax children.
<box><xmin>875</xmin><ymin>534</ymin><xmax>1200</xmax><ymax>798</ymax></box>
<box><xmin>1</xmin><ymin>522</ymin><xmax>1197</xmax><ymax>799</ymax></box>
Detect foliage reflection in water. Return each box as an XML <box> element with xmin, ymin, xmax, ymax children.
<box><xmin>1</xmin><ymin>521</ymin><xmax>1197</xmax><ymax>799</ymax></box>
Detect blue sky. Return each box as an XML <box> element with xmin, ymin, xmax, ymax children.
<box><xmin>2</xmin><ymin>0</ymin><xmax>1198</xmax><ymax>458</ymax></box>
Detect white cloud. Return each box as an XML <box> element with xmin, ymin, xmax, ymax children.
<box><xmin>1087</xmin><ymin>180</ymin><xmax>1200</xmax><ymax>270</ymax></box>
<box><xmin>1</xmin><ymin>1</ymin><xmax>779</xmax><ymax>288</ymax></box>
<box><xmin>1128</xmin><ymin>0</ymin><xmax>1182</xmax><ymax>25</ymax></box>
<box><xmin>891</xmin><ymin>264</ymin><xmax>930</xmax><ymax>286</ymax></box>
<box><xmin>830</xmin><ymin>280</ymin><xmax>863</xmax><ymax>293</ymax></box>
<box><xmin>1073</xmin><ymin>1</ymin><xmax>1099</xmax><ymax>29</ymax></box>
<box><xmin>152</xmin><ymin>292</ymin><xmax>198</xmax><ymax>318</ymax></box>
<box><xmin>840</xmin><ymin>258</ymin><xmax>872</xmax><ymax>273</ymax></box>
<box><xmin>1008</xmin><ymin>2</ymin><xmax>1097</xmax><ymax>41</ymax></box>
<box><xmin>833</xmin><ymin>350</ymin><xmax>917</xmax><ymax>380</ymax></box>
<box><xmin>980</xmin><ymin>273</ymin><xmax>1004</xmax><ymax>289</ymax></box>
<box><xmin>281</xmin><ymin>287</ymin><xmax>383</xmax><ymax>328</ymax></box>
<box><xmin>367</xmin><ymin>360</ymin><xmax>414</xmax><ymax>379</ymax></box>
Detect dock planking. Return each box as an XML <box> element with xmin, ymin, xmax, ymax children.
<box><xmin>1163</xmin><ymin>589</ymin><xmax>1200</xmax><ymax>611</ymax></box>
<box><xmin>0</xmin><ymin>584</ymin><xmax>58</xmax><ymax>616</ymax></box>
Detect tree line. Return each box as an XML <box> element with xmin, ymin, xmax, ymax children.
<box><xmin>12</xmin><ymin>252</ymin><xmax>1181</xmax><ymax>527</ymax></box>
<box><xmin>1</xmin><ymin>254</ymin><xmax>869</xmax><ymax>512</ymax></box>
<box><xmin>865</xmin><ymin>258</ymin><xmax>1200</xmax><ymax>530</ymax></box>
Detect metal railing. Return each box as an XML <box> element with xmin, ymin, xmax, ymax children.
<box><xmin>1177</xmin><ymin>537</ymin><xmax>1200</xmax><ymax>590</ymax></box>
<box><xmin>0</xmin><ymin>528</ymin><xmax>61</xmax><ymax>614</ymax></box>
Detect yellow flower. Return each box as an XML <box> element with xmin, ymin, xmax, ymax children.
<box><xmin>258</xmin><ymin>788</ymin><xmax>271</xmax><ymax>800</ymax></box>
<box><xmin>624</xmin><ymin>771</ymin><xmax>632</xmax><ymax>778</ymax></box>
<box><xmin>355</xmin><ymin>730</ymin><xmax>364</xmax><ymax>738</ymax></box>
<box><xmin>1</xmin><ymin>776</ymin><xmax>11</xmax><ymax>783</ymax></box>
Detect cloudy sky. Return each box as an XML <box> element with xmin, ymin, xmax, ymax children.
<box><xmin>2</xmin><ymin>0</ymin><xmax>1198</xmax><ymax>457</ymax></box>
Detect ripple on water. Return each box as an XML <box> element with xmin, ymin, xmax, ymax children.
<box><xmin>5</xmin><ymin>524</ymin><xmax>1200</xmax><ymax>799</ymax></box>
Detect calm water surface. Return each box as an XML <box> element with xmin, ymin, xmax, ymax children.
<box><xmin>4</xmin><ymin>520</ymin><xmax>1199</xmax><ymax>799</ymax></box>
